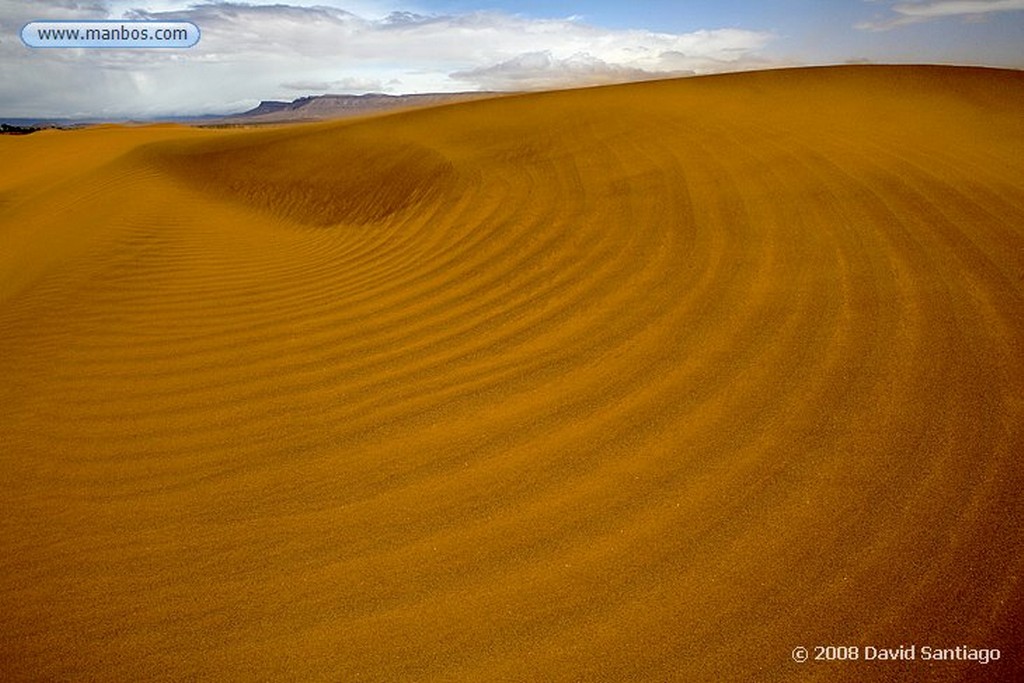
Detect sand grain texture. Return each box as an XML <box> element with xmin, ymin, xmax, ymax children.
<box><xmin>2</xmin><ymin>66</ymin><xmax>1024</xmax><ymax>681</ymax></box>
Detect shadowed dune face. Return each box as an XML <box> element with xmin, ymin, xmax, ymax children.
<box><xmin>1</xmin><ymin>66</ymin><xmax>1024</xmax><ymax>682</ymax></box>
<box><xmin>147</xmin><ymin>127</ymin><xmax>458</xmax><ymax>226</ymax></box>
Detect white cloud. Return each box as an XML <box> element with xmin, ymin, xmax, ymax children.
<box><xmin>281</xmin><ymin>76</ymin><xmax>386</xmax><ymax>93</ymax></box>
<box><xmin>450</xmin><ymin>32</ymin><xmax>777</xmax><ymax>92</ymax></box>
<box><xmin>108</xmin><ymin>0</ymin><xmax>401</xmax><ymax>20</ymax></box>
<box><xmin>452</xmin><ymin>51</ymin><xmax>676</xmax><ymax>91</ymax></box>
<box><xmin>0</xmin><ymin>1</ymin><xmax>774</xmax><ymax>118</ymax></box>
<box><xmin>857</xmin><ymin>0</ymin><xmax>1024</xmax><ymax>30</ymax></box>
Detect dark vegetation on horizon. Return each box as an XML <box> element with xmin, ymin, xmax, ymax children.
<box><xmin>0</xmin><ymin>123</ymin><xmax>41</xmax><ymax>135</ymax></box>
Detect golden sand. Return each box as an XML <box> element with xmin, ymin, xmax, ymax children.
<box><xmin>2</xmin><ymin>66</ymin><xmax>1023</xmax><ymax>681</ymax></box>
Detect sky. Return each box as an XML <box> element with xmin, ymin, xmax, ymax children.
<box><xmin>1</xmin><ymin>0</ymin><xmax>1022</xmax><ymax>118</ymax></box>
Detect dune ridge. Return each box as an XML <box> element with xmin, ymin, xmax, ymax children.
<box><xmin>1</xmin><ymin>65</ymin><xmax>1023</xmax><ymax>681</ymax></box>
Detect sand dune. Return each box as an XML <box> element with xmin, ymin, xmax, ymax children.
<box><xmin>2</xmin><ymin>65</ymin><xmax>1023</xmax><ymax>681</ymax></box>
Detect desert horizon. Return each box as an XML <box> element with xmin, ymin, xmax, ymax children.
<box><xmin>2</xmin><ymin>64</ymin><xmax>1024</xmax><ymax>681</ymax></box>
<box><xmin>4</xmin><ymin>61</ymin><xmax>1024</xmax><ymax>129</ymax></box>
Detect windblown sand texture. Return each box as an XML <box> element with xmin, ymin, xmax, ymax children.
<box><xmin>2</xmin><ymin>66</ymin><xmax>1023</xmax><ymax>681</ymax></box>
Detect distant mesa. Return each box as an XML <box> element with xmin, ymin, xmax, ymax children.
<box><xmin>217</xmin><ymin>92</ymin><xmax>502</xmax><ymax>125</ymax></box>
<box><xmin>240</xmin><ymin>100</ymin><xmax>295</xmax><ymax>117</ymax></box>
<box><xmin>0</xmin><ymin>92</ymin><xmax>504</xmax><ymax>129</ymax></box>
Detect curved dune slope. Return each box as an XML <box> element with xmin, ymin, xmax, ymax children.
<box><xmin>2</xmin><ymin>66</ymin><xmax>1024</xmax><ymax>681</ymax></box>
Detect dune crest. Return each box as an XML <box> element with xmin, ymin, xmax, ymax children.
<box><xmin>1</xmin><ymin>66</ymin><xmax>1023</xmax><ymax>681</ymax></box>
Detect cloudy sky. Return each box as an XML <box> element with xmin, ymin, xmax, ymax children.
<box><xmin>2</xmin><ymin>0</ymin><xmax>1022</xmax><ymax>118</ymax></box>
